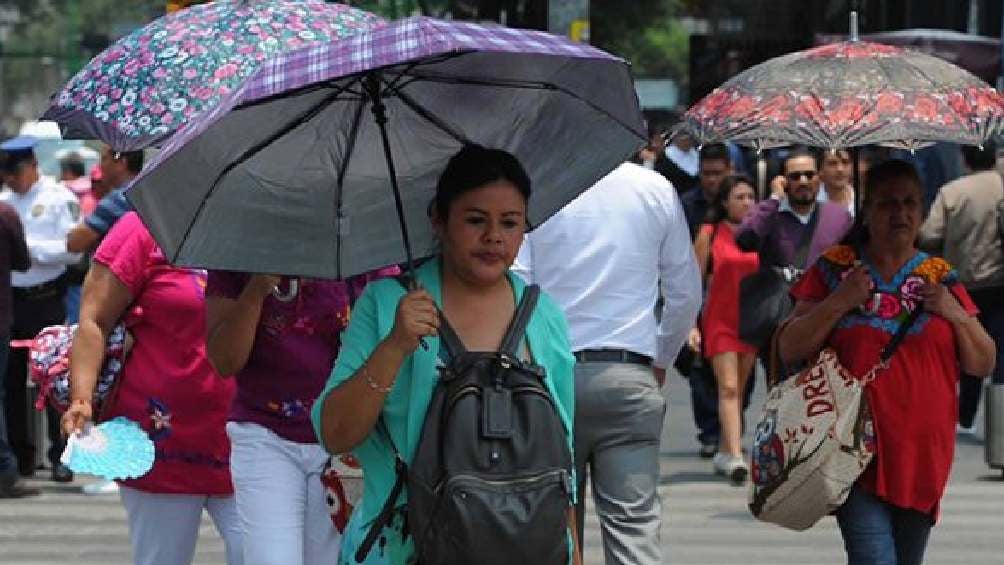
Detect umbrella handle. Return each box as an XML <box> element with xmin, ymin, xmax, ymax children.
<box><xmin>366</xmin><ymin>74</ymin><xmax>427</xmax><ymax>350</ymax></box>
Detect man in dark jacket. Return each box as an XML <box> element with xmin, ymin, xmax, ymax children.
<box><xmin>0</xmin><ymin>155</ymin><xmax>33</xmax><ymax>496</ymax></box>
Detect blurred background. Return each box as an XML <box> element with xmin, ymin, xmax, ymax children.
<box><xmin>2</xmin><ymin>0</ymin><xmax>1003</xmax><ymax>172</ymax></box>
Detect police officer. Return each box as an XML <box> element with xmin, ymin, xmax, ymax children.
<box><xmin>0</xmin><ymin>136</ymin><xmax>82</xmax><ymax>482</ymax></box>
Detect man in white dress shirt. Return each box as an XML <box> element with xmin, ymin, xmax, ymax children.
<box><xmin>816</xmin><ymin>148</ymin><xmax>856</xmax><ymax>216</ymax></box>
<box><xmin>0</xmin><ymin>136</ymin><xmax>81</xmax><ymax>482</ymax></box>
<box><xmin>514</xmin><ymin>162</ymin><xmax>701</xmax><ymax>565</ymax></box>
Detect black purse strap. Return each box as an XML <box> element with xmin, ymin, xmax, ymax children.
<box><xmin>878</xmin><ymin>303</ymin><xmax>924</xmax><ymax>364</ymax></box>
<box><xmin>791</xmin><ymin>206</ymin><xmax>820</xmax><ymax>270</ymax></box>
<box><xmin>355</xmin><ymin>417</ymin><xmax>406</xmax><ymax>563</ymax></box>
<box><xmin>771</xmin><ymin>295</ymin><xmax>925</xmax><ymax>388</ymax></box>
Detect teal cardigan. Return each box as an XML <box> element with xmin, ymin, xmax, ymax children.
<box><xmin>311</xmin><ymin>258</ymin><xmax>576</xmax><ymax>532</ymax></box>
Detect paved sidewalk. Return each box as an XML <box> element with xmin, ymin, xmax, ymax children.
<box><xmin>1</xmin><ymin>372</ymin><xmax>1001</xmax><ymax>564</ymax></box>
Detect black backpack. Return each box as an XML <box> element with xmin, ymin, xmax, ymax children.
<box><xmin>356</xmin><ymin>282</ymin><xmax>573</xmax><ymax>565</ymax></box>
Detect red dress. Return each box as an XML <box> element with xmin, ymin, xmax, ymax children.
<box><xmin>791</xmin><ymin>245</ymin><xmax>977</xmax><ymax>520</ymax></box>
<box><xmin>700</xmin><ymin>222</ymin><xmax>760</xmax><ymax>358</ymax></box>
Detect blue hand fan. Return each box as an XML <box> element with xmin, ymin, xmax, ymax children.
<box><xmin>61</xmin><ymin>417</ymin><xmax>154</xmax><ymax>480</ymax></box>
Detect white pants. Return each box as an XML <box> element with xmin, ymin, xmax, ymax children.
<box><xmin>227</xmin><ymin>421</ymin><xmax>341</xmax><ymax>565</ymax></box>
<box><xmin>119</xmin><ymin>485</ymin><xmax>243</xmax><ymax>565</ymax></box>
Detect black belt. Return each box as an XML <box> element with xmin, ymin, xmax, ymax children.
<box><xmin>574</xmin><ymin>349</ymin><xmax>652</xmax><ymax>366</ymax></box>
<box><xmin>13</xmin><ymin>277</ymin><xmax>65</xmax><ymax>300</ymax></box>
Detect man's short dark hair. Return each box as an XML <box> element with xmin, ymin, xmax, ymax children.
<box><xmin>783</xmin><ymin>145</ymin><xmax>820</xmax><ymax>173</ymax></box>
<box><xmin>60</xmin><ymin>153</ymin><xmax>87</xmax><ymax>178</ymax></box>
<box><xmin>119</xmin><ymin>150</ymin><xmax>144</xmax><ymax>174</ymax></box>
<box><xmin>0</xmin><ymin>149</ymin><xmax>35</xmax><ymax>175</ymax></box>
<box><xmin>962</xmin><ymin>141</ymin><xmax>996</xmax><ymax>171</ymax></box>
<box><xmin>699</xmin><ymin>142</ymin><xmax>730</xmax><ymax>165</ymax></box>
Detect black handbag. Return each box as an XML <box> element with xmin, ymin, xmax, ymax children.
<box><xmin>738</xmin><ymin>207</ymin><xmax>818</xmax><ymax>348</ymax></box>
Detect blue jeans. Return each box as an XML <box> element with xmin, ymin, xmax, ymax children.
<box><xmin>0</xmin><ymin>339</ymin><xmax>15</xmax><ymax>475</ymax></box>
<box><xmin>690</xmin><ymin>364</ymin><xmax>721</xmax><ymax>445</ymax></box>
<box><xmin>836</xmin><ymin>486</ymin><xmax>933</xmax><ymax>565</ymax></box>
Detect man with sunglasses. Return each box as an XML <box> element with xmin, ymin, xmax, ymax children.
<box><xmin>737</xmin><ymin>147</ymin><xmax>852</xmax><ymax>269</ymax></box>
<box><xmin>734</xmin><ymin>147</ymin><xmax>853</xmax><ymax>349</ymax></box>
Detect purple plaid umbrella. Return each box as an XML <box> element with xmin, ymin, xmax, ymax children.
<box><xmin>41</xmin><ymin>0</ymin><xmax>384</xmax><ymax>151</ymax></box>
<box><xmin>126</xmin><ymin>17</ymin><xmax>645</xmax><ymax>279</ymax></box>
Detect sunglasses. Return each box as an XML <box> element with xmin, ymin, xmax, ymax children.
<box><xmin>785</xmin><ymin>170</ymin><xmax>817</xmax><ymax>181</ymax></box>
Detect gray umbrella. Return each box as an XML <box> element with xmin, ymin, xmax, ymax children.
<box><xmin>126</xmin><ymin>17</ymin><xmax>645</xmax><ymax>279</ymax></box>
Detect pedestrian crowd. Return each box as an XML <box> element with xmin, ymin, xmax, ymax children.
<box><xmin>0</xmin><ymin>90</ymin><xmax>1000</xmax><ymax>565</ymax></box>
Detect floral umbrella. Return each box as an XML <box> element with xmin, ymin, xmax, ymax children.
<box><xmin>124</xmin><ymin>17</ymin><xmax>645</xmax><ymax>279</ymax></box>
<box><xmin>676</xmin><ymin>40</ymin><xmax>1004</xmax><ymax>151</ymax></box>
<box><xmin>41</xmin><ymin>0</ymin><xmax>385</xmax><ymax>151</ymax></box>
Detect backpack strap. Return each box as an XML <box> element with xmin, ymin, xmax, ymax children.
<box><xmin>499</xmin><ymin>284</ymin><xmax>540</xmax><ymax>357</ymax></box>
<box><xmin>355</xmin><ymin>417</ymin><xmax>407</xmax><ymax>563</ymax></box>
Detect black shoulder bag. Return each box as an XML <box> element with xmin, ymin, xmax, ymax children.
<box><xmin>738</xmin><ymin>207</ymin><xmax>819</xmax><ymax>348</ymax></box>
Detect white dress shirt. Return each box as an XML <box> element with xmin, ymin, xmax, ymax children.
<box><xmin>513</xmin><ymin>162</ymin><xmax>701</xmax><ymax>369</ymax></box>
<box><xmin>666</xmin><ymin>145</ymin><xmax>699</xmax><ymax>176</ymax></box>
<box><xmin>817</xmin><ymin>183</ymin><xmax>856</xmax><ymax>217</ymax></box>
<box><xmin>1</xmin><ymin>177</ymin><xmax>82</xmax><ymax>287</ymax></box>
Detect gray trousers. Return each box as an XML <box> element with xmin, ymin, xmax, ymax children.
<box><xmin>574</xmin><ymin>361</ymin><xmax>667</xmax><ymax>565</ymax></box>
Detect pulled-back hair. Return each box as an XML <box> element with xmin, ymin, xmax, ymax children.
<box><xmin>431</xmin><ymin>144</ymin><xmax>531</xmax><ymax>221</ymax></box>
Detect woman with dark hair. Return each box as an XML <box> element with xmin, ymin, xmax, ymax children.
<box><xmin>691</xmin><ymin>174</ymin><xmax>759</xmax><ymax>482</ymax></box>
<box><xmin>779</xmin><ymin>159</ymin><xmax>995</xmax><ymax>564</ymax></box>
<box><xmin>311</xmin><ymin>145</ymin><xmax>575</xmax><ymax>564</ymax></box>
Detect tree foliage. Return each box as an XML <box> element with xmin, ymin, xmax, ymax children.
<box><xmin>2</xmin><ymin>0</ymin><xmax>162</xmax><ymax>56</ymax></box>
<box><xmin>591</xmin><ymin>0</ymin><xmax>689</xmax><ymax>81</ymax></box>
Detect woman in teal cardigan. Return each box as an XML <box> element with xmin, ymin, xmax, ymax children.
<box><xmin>311</xmin><ymin>145</ymin><xmax>576</xmax><ymax>564</ymax></box>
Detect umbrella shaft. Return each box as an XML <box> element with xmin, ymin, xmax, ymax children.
<box><xmin>367</xmin><ymin>74</ymin><xmax>417</xmax><ymax>279</ymax></box>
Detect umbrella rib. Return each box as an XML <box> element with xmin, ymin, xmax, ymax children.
<box><xmin>175</xmin><ymin>78</ymin><xmax>361</xmax><ymax>263</ymax></box>
<box><xmin>403</xmin><ymin>71</ymin><xmax>646</xmax><ymax>140</ymax></box>
<box><xmin>334</xmin><ymin>96</ymin><xmax>368</xmax><ymax>279</ymax></box>
<box><xmin>235</xmin><ymin>81</ymin><xmax>365</xmax><ymax>112</ymax></box>
<box><xmin>381</xmin><ymin>75</ymin><xmax>471</xmax><ymax>145</ymax></box>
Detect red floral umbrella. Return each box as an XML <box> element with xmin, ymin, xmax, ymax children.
<box><xmin>677</xmin><ymin>40</ymin><xmax>1004</xmax><ymax>151</ymax></box>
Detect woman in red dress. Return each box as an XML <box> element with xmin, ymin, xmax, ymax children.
<box><xmin>692</xmin><ymin>174</ymin><xmax>759</xmax><ymax>482</ymax></box>
<box><xmin>779</xmin><ymin>160</ymin><xmax>995</xmax><ymax>564</ymax></box>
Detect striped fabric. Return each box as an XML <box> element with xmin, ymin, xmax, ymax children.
<box><xmin>147</xmin><ymin>16</ymin><xmax>624</xmax><ymax>170</ymax></box>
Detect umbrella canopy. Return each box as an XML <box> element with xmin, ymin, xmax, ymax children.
<box><xmin>42</xmin><ymin>0</ymin><xmax>385</xmax><ymax>151</ymax></box>
<box><xmin>677</xmin><ymin>40</ymin><xmax>1004</xmax><ymax>151</ymax></box>
<box><xmin>126</xmin><ymin>17</ymin><xmax>646</xmax><ymax>279</ymax></box>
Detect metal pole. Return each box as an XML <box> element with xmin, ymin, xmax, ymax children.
<box><xmin>852</xmin><ymin>146</ymin><xmax>861</xmax><ymax>215</ymax></box>
<box><xmin>999</xmin><ymin>0</ymin><xmax>1004</xmax><ymax>91</ymax></box>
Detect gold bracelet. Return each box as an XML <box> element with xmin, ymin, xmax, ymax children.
<box><xmin>362</xmin><ymin>364</ymin><xmax>394</xmax><ymax>394</ymax></box>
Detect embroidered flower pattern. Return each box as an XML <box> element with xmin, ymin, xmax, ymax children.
<box><xmin>266</xmin><ymin>399</ymin><xmax>310</xmax><ymax>419</ymax></box>
<box><xmin>822</xmin><ymin>244</ymin><xmax>856</xmax><ymax>267</ymax></box>
<box><xmin>53</xmin><ymin>1</ymin><xmax>384</xmax><ymax>141</ymax></box>
<box><xmin>819</xmin><ymin>246</ymin><xmax>961</xmax><ymax>335</ymax></box>
<box><xmin>914</xmin><ymin>256</ymin><xmax>954</xmax><ymax>285</ymax></box>
<box><xmin>148</xmin><ymin>398</ymin><xmax>173</xmax><ymax>441</ymax></box>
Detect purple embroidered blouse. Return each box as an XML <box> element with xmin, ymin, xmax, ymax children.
<box><xmin>207</xmin><ymin>267</ymin><xmax>398</xmax><ymax>443</ymax></box>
